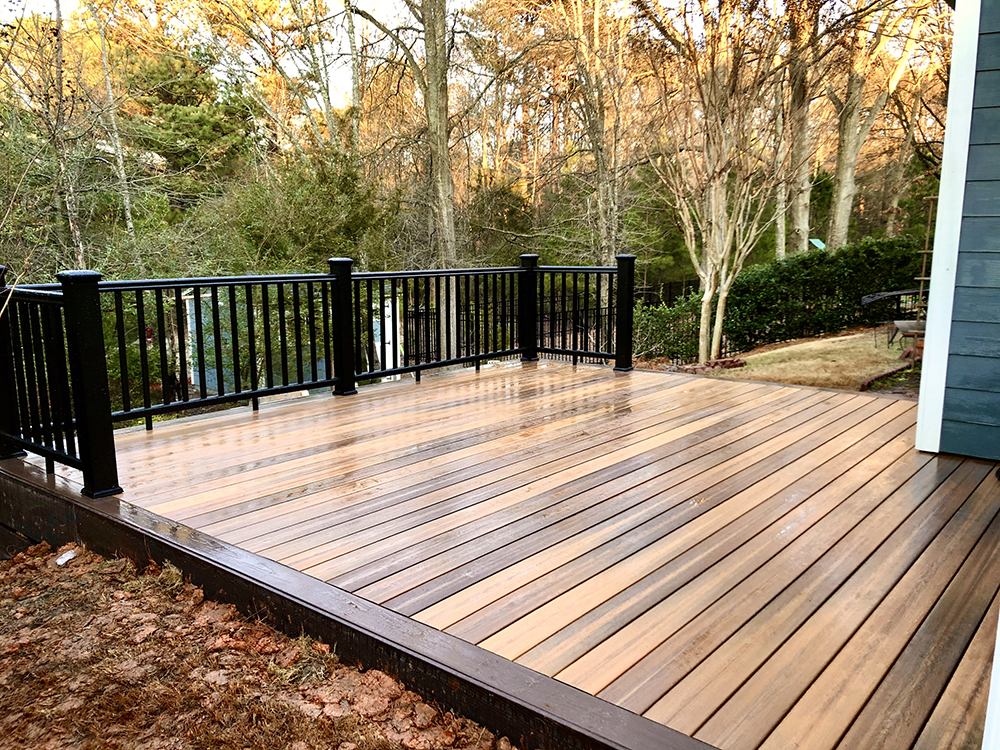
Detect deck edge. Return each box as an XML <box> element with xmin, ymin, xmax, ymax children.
<box><xmin>0</xmin><ymin>457</ymin><xmax>715</xmax><ymax>750</ymax></box>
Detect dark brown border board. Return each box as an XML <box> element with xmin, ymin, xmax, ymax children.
<box><xmin>0</xmin><ymin>459</ymin><xmax>716</xmax><ymax>750</ymax></box>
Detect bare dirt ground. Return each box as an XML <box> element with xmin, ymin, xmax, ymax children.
<box><xmin>0</xmin><ymin>542</ymin><xmax>514</xmax><ymax>750</ymax></box>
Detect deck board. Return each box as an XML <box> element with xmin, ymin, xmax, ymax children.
<box><xmin>22</xmin><ymin>360</ymin><xmax>999</xmax><ymax>750</ymax></box>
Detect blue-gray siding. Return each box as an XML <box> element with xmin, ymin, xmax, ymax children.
<box><xmin>941</xmin><ymin>11</ymin><xmax>1000</xmax><ymax>460</ymax></box>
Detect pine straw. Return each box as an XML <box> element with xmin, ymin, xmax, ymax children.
<box><xmin>707</xmin><ymin>332</ymin><xmax>907</xmax><ymax>391</ymax></box>
<box><xmin>0</xmin><ymin>543</ymin><xmax>510</xmax><ymax>750</ymax></box>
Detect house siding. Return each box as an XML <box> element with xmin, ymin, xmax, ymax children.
<box><xmin>940</xmin><ymin>11</ymin><xmax>1000</xmax><ymax>461</ymax></box>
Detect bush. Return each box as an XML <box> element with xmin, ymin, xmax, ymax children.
<box><xmin>635</xmin><ymin>236</ymin><xmax>922</xmax><ymax>362</ymax></box>
<box><xmin>723</xmin><ymin>236</ymin><xmax>921</xmax><ymax>352</ymax></box>
<box><xmin>633</xmin><ymin>294</ymin><xmax>702</xmax><ymax>363</ymax></box>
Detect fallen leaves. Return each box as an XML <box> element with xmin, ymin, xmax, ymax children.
<box><xmin>0</xmin><ymin>542</ymin><xmax>513</xmax><ymax>750</ymax></box>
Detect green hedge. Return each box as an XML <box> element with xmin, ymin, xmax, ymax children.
<box><xmin>635</xmin><ymin>236</ymin><xmax>922</xmax><ymax>362</ymax></box>
<box><xmin>633</xmin><ymin>294</ymin><xmax>702</xmax><ymax>362</ymax></box>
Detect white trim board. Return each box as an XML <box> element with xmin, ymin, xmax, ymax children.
<box><xmin>915</xmin><ymin>0</ymin><xmax>981</xmax><ymax>454</ymax></box>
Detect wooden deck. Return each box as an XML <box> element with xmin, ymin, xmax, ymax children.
<box><xmin>25</xmin><ymin>362</ymin><xmax>1000</xmax><ymax>750</ymax></box>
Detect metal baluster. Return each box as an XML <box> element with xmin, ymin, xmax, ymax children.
<box><xmin>353</xmin><ymin>278</ymin><xmax>363</xmax><ymax>374</ymax></box>
<box><xmin>390</xmin><ymin>278</ymin><xmax>399</xmax><ymax>370</ymax></box>
<box><xmin>10</xmin><ymin>304</ymin><xmax>33</xmax><ymax>444</ymax></box>
<box><xmin>433</xmin><ymin>276</ymin><xmax>441</xmax><ymax>362</ymax></box>
<box><xmin>444</xmin><ymin>275</ymin><xmax>452</xmax><ymax>361</ymax></box>
<box><xmin>264</xmin><ymin>285</ymin><xmax>277</xmax><ymax>390</ymax></box>
<box><xmin>573</xmin><ymin>271</ymin><xmax>580</xmax><ymax>365</ymax></box>
<box><xmin>560</xmin><ymin>272</ymin><xmax>567</xmax><ymax>355</ymax></box>
<box><xmin>423</xmin><ymin>275</ymin><xmax>431</xmax><ymax>364</ymax></box>
<box><xmin>245</xmin><ymin>284</ymin><xmax>258</xmax><ymax>409</ymax></box>
<box><xmin>596</xmin><ymin>274</ymin><xmax>603</xmax><ymax>354</ymax></box>
<box><xmin>211</xmin><ymin>286</ymin><xmax>225</xmax><ymax>398</ymax></box>
<box><xmin>175</xmin><ymin>288</ymin><xmax>189</xmax><ymax>402</ymax></box>
<box><xmin>136</xmin><ymin>290</ymin><xmax>153</xmax><ymax>429</ymax></box>
<box><xmin>379</xmin><ymin>278</ymin><xmax>387</xmax><ymax>374</ymax></box>
<box><xmin>28</xmin><ymin>304</ymin><xmax>53</xmax><ymax>449</ymax></box>
<box><xmin>307</xmin><ymin>282</ymin><xmax>318</xmax><ymax>383</ymax></box>
<box><xmin>606</xmin><ymin>272</ymin><xmax>615</xmax><ymax>354</ymax></box>
<box><xmin>474</xmin><ymin>274</ymin><xmax>481</xmax><ymax>371</ymax></box>
<box><xmin>156</xmin><ymin>289</ymin><xmax>170</xmax><ymax>404</ymax></box>
<box><xmin>321</xmin><ymin>280</ymin><xmax>331</xmax><ymax>383</ymax></box>
<box><xmin>114</xmin><ymin>291</ymin><xmax>130</xmax><ymax>413</ymax></box>
<box><xmin>293</xmin><ymin>282</ymin><xmax>304</xmax><ymax>384</ymax></box>
<box><xmin>45</xmin><ymin>306</ymin><xmax>78</xmax><ymax>457</ymax></box>
<box><xmin>402</xmin><ymin>278</ymin><xmax>410</xmax><ymax>370</ymax></box>
<box><xmin>366</xmin><ymin>278</ymin><xmax>375</xmax><ymax>374</ymax></box>
<box><xmin>277</xmin><ymin>282</ymin><xmax>289</xmax><ymax>385</ymax></box>
<box><xmin>229</xmin><ymin>285</ymin><xmax>242</xmax><ymax>394</ymax></box>
<box><xmin>194</xmin><ymin>286</ymin><xmax>207</xmax><ymax>398</ymax></box>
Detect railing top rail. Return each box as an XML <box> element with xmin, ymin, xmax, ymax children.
<box><xmin>97</xmin><ymin>273</ymin><xmax>333</xmax><ymax>292</ymax></box>
<box><xmin>537</xmin><ymin>265</ymin><xmax>617</xmax><ymax>273</ymax></box>
<box><xmin>356</xmin><ymin>267</ymin><xmax>522</xmax><ymax>280</ymax></box>
<box><xmin>3</xmin><ymin>287</ymin><xmax>65</xmax><ymax>304</ymax></box>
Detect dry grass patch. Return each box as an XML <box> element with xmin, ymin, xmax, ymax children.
<box><xmin>709</xmin><ymin>332</ymin><xmax>906</xmax><ymax>390</ymax></box>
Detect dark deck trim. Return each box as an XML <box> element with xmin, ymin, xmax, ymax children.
<box><xmin>0</xmin><ymin>457</ymin><xmax>715</xmax><ymax>750</ymax></box>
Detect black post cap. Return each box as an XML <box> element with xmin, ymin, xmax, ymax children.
<box><xmin>56</xmin><ymin>270</ymin><xmax>103</xmax><ymax>283</ymax></box>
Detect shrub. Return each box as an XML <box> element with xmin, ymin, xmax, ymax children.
<box><xmin>723</xmin><ymin>236</ymin><xmax>921</xmax><ymax>352</ymax></box>
<box><xmin>635</xmin><ymin>236</ymin><xmax>922</xmax><ymax>362</ymax></box>
<box><xmin>633</xmin><ymin>294</ymin><xmax>702</xmax><ymax>363</ymax></box>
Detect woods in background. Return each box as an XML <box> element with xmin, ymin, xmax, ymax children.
<box><xmin>0</xmin><ymin>0</ymin><xmax>950</xmax><ymax>358</ymax></box>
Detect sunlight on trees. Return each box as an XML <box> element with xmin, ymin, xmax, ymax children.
<box><xmin>0</xmin><ymin>0</ymin><xmax>952</xmax><ymax>361</ymax></box>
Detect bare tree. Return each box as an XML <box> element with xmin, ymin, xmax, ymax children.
<box><xmin>1</xmin><ymin>1</ymin><xmax>90</xmax><ymax>268</ymax></box>
<box><xmin>84</xmin><ymin>0</ymin><xmax>136</xmax><ymax>239</ymax></box>
<box><xmin>825</xmin><ymin>0</ymin><xmax>930</xmax><ymax>249</ymax></box>
<box><xmin>638</xmin><ymin>0</ymin><xmax>785</xmax><ymax>363</ymax></box>
<box><xmin>349</xmin><ymin>0</ymin><xmax>458</xmax><ymax>268</ymax></box>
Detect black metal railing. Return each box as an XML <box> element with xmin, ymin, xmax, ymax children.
<box><xmin>0</xmin><ymin>268</ymin><xmax>121</xmax><ymax>498</ymax></box>
<box><xmin>98</xmin><ymin>267</ymin><xmax>351</xmax><ymax>429</ymax></box>
<box><xmin>1</xmin><ymin>256</ymin><xmax>635</xmax><ymax>496</ymax></box>
<box><xmin>351</xmin><ymin>267</ymin><xmax>522</xmax><ymax>382</ymax></box>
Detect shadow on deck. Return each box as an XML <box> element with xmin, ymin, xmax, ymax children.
<box><xmin>3</xmin><ymin>361</ymin><xmax>999</xmax><ymax>750</ymax></box>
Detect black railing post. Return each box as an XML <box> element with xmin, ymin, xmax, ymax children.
<box><xmin>518</xmin><ymin>255</ymin><xmax>539</xmax><ymax>361</ymax></box>
<box><xmin>328</xmin><ymin>258</ymin><xmax>358</xmax><ymax>395</ymax></box>
<box><xmin>58</xmin><ymin>270</ymin><xmax>122</xmax><ymax>498</ymax></box>
<box><xmin>614</xmin><ymin>254</ymin><xmax>636</xmax><ymax>372</ymax></box>
<box><xmin>0</xmin><ymin>265</ymin><xmax>26</xmax><ymax>460</ymax></box>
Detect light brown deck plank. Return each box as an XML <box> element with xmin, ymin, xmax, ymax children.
<box><xmin>213</xmin><ymin>378</ymin><xmax>758</xmax><ymax>550</ymax></box>
<box><xmin>663</xmin><ymin>460</ymin><xmax>992</xmax><ymax>748</ymax></box>
<box><xmin>27</xmin><ymin>361</ymin><xmax>992</xmax><ymax>750</ymax></box>
<box><xmin>475</xmin><ymin>399</ymin><xmax>911</xmax><ymax>660</ymax></box>
<box><xmin>912</xmin><ymin>587</ymin><xmax>999</xmax><ymax>750</ymax></box>
<box><xmin>596</xmin><ymin>451</ymin><xmax>960</xmax><ymax>712</ymax></box>
<box><xmin>286</xmin><ymin>385</ymin><xmax>834</xmax><ymax>576</ymax></box>
<box><xmin>526</xmin><ymin>406</ymin><xmax>917</xmax><ymax>680</ymax></box>
<box><xmin>755</xmin><ymin>473</ymin><xmax>1000</xmax><ymax>750</ymax></box>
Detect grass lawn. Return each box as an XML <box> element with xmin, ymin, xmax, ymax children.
<box><xmin>709</xmin><ymin>331</ymin><xmax>910</xmax><ymax>391</ymax></box>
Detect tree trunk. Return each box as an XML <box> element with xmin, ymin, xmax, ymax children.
<box><xmin>773</xmin><ymin>71</ymin><xmax>787</xmax><ymax>260</ymax></box>
<box><xmin>53</xmin><ymin>0</ymin><xmax>86</xmax><ymax>269</ymax></box>
<box><xmin>86</xmin><ymin>0</ymin><xmax>136</xmax><ymax>239</ymax></box>
<box><xmin>827</xmin><ymin>72</ymin><xmax>887</xmax><ymax>250</ymax></box>
<box><xmin>775</xmin><ymin>180</ymin><xmax>787</xmax><ymax>260</ymax></box>
<box><xmin>423</xmin><ymin>0</ymin><xmax>457</xmax><ymax>268</ymax></box>
<box><xmin>710</xmin><ymin>282</ymin><xmax>730</xmax><ymax>360</ymax></box>
<box><xmin>787</xmin><ymin>53</ymin><xmax>811</xmax><ymax>255</ymax></box>
<box><xmin>885</xmin><ymin>85</ymin><xmax>926</xmax><ymax>237</ymax></box>
<box><xmin>698</xmin><ymin>276</ymin><xmax>717</xmax><ymax>365</ymax></box>
<box><xmin>346</xmin><ymin>7</ymin><xmax>361</xmax><ymax>160</ymax></box>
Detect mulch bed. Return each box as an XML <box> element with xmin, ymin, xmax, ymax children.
<box><xmin>0</xmin><ymin>542</ymin><xmax>514</xmax><ymax>750</ymax></box>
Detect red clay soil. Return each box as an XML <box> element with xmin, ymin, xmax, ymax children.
<box><xmin>0</xmin><ymin>542</ymin><xmax>515</xmax><ymax>750</ymax></box>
